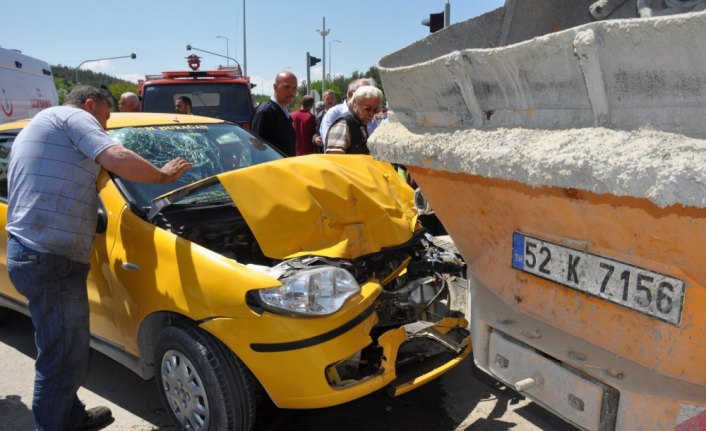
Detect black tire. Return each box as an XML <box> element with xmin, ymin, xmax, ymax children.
<box><xmin>155</xmin><ymin>323</ymin><xmax>257</xmax><ymax>431</ymax></box>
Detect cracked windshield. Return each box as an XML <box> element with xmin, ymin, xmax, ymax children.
<box><xmin>108</xmin><ymin>123</ymin><xmax>282</xmax><ymax>207</ymax></box>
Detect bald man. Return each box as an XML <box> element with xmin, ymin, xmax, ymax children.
<box><xmin>250</xmin><ymin>71</ymin><xmax>297</xmax><ymax>156</ymax></box>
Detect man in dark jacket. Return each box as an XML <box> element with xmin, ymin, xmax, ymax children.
<box><xmin>251</xmin><ymin>71</ymin><xmax>297</xmax><ymax>156</ymax></box>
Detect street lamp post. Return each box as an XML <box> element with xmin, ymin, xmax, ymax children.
<box><xmin>216</xmin><ymin>35</ymin><xmax>230</xmax><ymax>67</ymax></box>
<box><xmin>329</xmin><ymin>40</ymin><xmax>341</xmax><ymax>80</ymax></box>
<box><xmin>186</xmin><ymin>45</ymin><xmax>240</xmax><ymax>70</ymax></box>
<box><xmin>75</xmin><ymin>53</ymin><xmax>136</xmax><ymax>84</ymax></box>
<box><xmin>316</xmin><ymin>17</ymin><xmax>330</xmax><ymax>93</ymax></box>
<box><xmin>243</xmin><ymin>0</ymin><xmax>247</xmax><ymax>76</ymax></box>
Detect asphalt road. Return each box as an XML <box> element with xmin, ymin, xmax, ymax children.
<box><xmin>0</xmin><ymin>309</ymin><xmax>577</xmax><ymax>431</ymax></box>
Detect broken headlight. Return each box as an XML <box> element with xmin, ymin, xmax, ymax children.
<box><xmin>256</xmin><ymin>267</ymin><xmax>360</xmax><ymax>316</ymax></box>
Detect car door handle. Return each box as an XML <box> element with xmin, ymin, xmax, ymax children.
<box><xmin>122</xmin><ymin>262</ymin><xmax>141</xmax><ymax>272</ymax></box>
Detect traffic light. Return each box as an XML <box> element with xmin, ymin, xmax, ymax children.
<box><xmin>305</xmin><ymin>52</ymin><xmax>322</xmax><ymax>95</ymax></box>
<box><xmin>421</xmin><ymin>11</ymin><xmax>445</xmax><ymax>33</ymax></box>
<box><xmin>308</xmin><ymin>53</ymin><xmax>321</xmax><ymax>66</ymax></box>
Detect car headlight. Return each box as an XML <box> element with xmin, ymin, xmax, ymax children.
<box><xmin>256</xmin><ymin>266</ymin><xmax>360</xmax><ymax>316</ymax></box>
<box><xmin>414</xmin><ymin>187</ymin><xmax>434</xmax><ymax>215</ymax></box>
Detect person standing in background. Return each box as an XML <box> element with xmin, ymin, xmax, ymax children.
<box><xmin>376</xmin><ymin>104</ymin><xmax>389</xmax><ymax>125</ymax></box>
<box><xmin>313</xmin><ymin>90</ymin><xmax>336</xmax><ymax>153</ymax></box>
<box><xmin>250</xmin><ymin>71</ymin><xmax>298</xmax><ymax>157</ymax></box>
<box><xmin>175</xmin><ymin>96</ymin><xmax>192</xmax><ymax>115</ymax></box>
<box><xmin>314</xmin><ymin>101</ymin><xmax>325</xmax><ymax>117</ymax></box>
<box><xmin>319</xmin><ymin>78</ymin><xmax>378</xmax><ymax>151</ymax></box>
<box><xmin>291</xmin><ymin>95</ymin><xmax>318</xmax><ymax>155</ymax></box>
<box><xmin>119</xmin><ymin>92</ymin><xmax>141</xmax><ymax>112</ymax></box>
<box><xmin>312</xmin><ymin>90</ymin><xmax>337</xmax><ymax>149</ymax></box>
<box><xmin>325</xmin><ymin>85</ymin><xmax>383</xmax><ymax>155</ymax></box>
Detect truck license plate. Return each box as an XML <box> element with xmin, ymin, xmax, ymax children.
<box><xmin>511</xmin><ymin>232</ymin><xmax>685</xmax><ymax>325</ymax></box>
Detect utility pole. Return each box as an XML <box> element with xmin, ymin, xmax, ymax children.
<box><xmin>216</xmin><ymin>36</ymin><xmax>229</xmax><ymax>67</ymax></box>
<box><xmin>445</xmin><ymin>0</ymin><xmax>450</xmax><ymax>27</ymax></box>
<box><xmin>243</xmin><ymin>0</ymin><xmax>248</xmax><ymax>76</ymax></box>
<box><xmin>316</xmin><ymin>17</ymin><xmax>329</xmax><ymax>93</ymax></box>
<box><xmin>75</xmin><ymin>53</ymin><xmax>136</xmax><ymax>84</ymax></box>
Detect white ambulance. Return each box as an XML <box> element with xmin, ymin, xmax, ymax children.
<box><xmin>0</xmin><ymin>47</ymin><xmax>58</xmax><ymax>124</ymax></box>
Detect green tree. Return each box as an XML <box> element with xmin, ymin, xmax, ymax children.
<box><xmin>51</xmin><ymin>64</ymin><xmax>137</xmax><ymax>92</ymax></box>
<box><xmin>366</xmin><ymin>66</ymin><xmax>383</xmax><ymax>95</ymax></box>
<box><xmin>50</xmin><ymin>64</ymin><xmax>140</xmax><ymax>108</ymax></box>
<box><xmin>108</xmin><ymin>82</ymin><xmax>139</xmax><ymax>107</ymax></box>
<box><xmin>48</xmin><ymin>64</ymin><xmax>384</xmax><ymax>109</ymax></box>
<box><xmin>252</xmin><ymin>94</ymin><xmax>269</xmax><ymax>107</ymax></box>
<box><xmin>53</xmin><ymin>76</ymin><xmax>71</xmax><ymax>104</ymax></box>
<box><xmin>316</xmin><ymin>67</ymin><xmax>384</xmax><ymax>103</ymax></box>
<box><xmin>297</xmin><ymin>81</ymin><xmax>343</xmax><ymax>103</ymax></box>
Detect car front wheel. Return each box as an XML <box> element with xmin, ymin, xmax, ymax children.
<box><xmin>155</xmin><ymin>323</ymin><xmax>257</xmax><ymax>431</ymax></box>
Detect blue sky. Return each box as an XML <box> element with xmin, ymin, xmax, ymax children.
<box><xmin>3</xmin><ymin>1</ymin><xmax>504</xmax><ymax>95</ymax></box>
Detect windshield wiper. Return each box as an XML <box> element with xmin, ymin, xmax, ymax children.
<box><xmin>147</xmin><ymin>177</ymin><xmax>222</xmax><ymax>221</ymax></box>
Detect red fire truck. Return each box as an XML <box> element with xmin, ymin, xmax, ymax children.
<box><xmin>138</xmin><ymin>55</ymin><xmax>254</xmax><ymax>128</ymax></box>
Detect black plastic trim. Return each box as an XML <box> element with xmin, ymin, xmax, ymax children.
<box><xmin>250</xmin><ymin>305</ymin><xmax>376</xmax><ymax>353</ymax></box>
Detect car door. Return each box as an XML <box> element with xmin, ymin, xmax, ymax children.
<box><xmin>0</xmin><ymin>131</ymin><xmax>22</xmax><ymax>305</ymax></box>
<box><xmin>0</xmin><ymin>129</ymin><xmax>124</xmax><ymax>344</ymax></box>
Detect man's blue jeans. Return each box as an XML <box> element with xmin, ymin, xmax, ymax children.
<box><xmin>7</xmin><ymin>236</ymin><xmax>90</xmax><ymax>431</ymax></box>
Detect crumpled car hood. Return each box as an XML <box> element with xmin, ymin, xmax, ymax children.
<box><xmin>217</xmin><ymin>154</ymin><xmax>418</xmax><ymax>260</ymax></box>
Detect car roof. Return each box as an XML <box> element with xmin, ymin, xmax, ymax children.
<box><xmin>0</xmin><ymin>118</ymin><xmax>31</xmax><ymax>131</ymax></box>
<box><xmin>0</xmin><ymin>111</ymin><xmax>226</xmax><ymax>132</ymax></box>
<box><xmin>107</xmin><ymin>112</ymin><xmax>226</xmax><ymax>128</ymax></box>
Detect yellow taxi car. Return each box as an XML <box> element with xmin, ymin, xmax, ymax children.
<box><xmin>0</xmin><ymin>113</ymin><xmax>470</xmax><ymax>431</ymax></box>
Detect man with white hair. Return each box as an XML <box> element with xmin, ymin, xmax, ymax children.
<box><xmin>119</xmin><ymin>92</ymin><xmax>141</xmax><ymax>112</ymax></box>
<box><xmin>325</xmin><ymin>85</ymin><xmax>383</xmax><ymax>154</ymax></box>
<box><xmin>319</xmin><ymin>78</ymin><xmax>377</xmax><ymax>149</ymax></box>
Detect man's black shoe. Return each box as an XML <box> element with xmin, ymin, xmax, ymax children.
<box><xmin>71</xmin><ymin>406</ymin><xmax>114</xmax><ymax>431</ymax></box>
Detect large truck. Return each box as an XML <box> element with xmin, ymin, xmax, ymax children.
<box><xmin>0</xmin><ymin>47</ymin><xmax>58</xmax><ymax>124</ymax></box>
<box><xmin>371</xmin><ymin>1</ymin><xmax>706</xmax><ymax>430</ymax></box>
<box><xmin>138</xmin><ymin>55</ymin><xmax>254</xmax><ymax>128</ymax></box>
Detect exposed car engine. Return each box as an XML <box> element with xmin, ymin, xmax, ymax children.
<box><xmin>152</xmin><ymin>201</ymin><xmax>466</xmax><ymax>330</ymax></box>
<box><xmin>271</xmin><ymin>231</ymin><xmax>465</xmax><ymax>326</ymax></box>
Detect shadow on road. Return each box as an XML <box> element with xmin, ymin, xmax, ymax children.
<box><xmin>455</xmin><ymin>361</ymin><xmax>578</xmax><ymax>431</ymax></box>
<box><xmin>0</xmin><ymin>394</ymin><xmax>34</xmax><ymax>431</ymax></box>
<box><xmin>0</xmin><ymin>309</ymin><xmax>176</xmax><ymax>430</ymax></box>
<box><xmin>254</xmin><ymin>372</ymin><xmax>459</xmax><ymax>431</ymax></box>
<box><xmin>1</xmin><ymin>309</ymin><xmax>575</xmax><ymax>431</ymax></box>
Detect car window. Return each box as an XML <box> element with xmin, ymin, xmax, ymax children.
<box><xmin>0</xmin><ymin>131</ymin><xmax>19</xmax><ymax>201</ymax></box>
<box><xmin>142</xmin><ymin>83</ymin><xmax>253</xmax><ymax>124</ymax></box>
<box><xmin>108</xmin><ymin>123</ymin><xmax>282</xmax><ymax>208</ymax></box>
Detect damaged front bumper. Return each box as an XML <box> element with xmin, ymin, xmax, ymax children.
<box><xmin>201</xmin><ymin>232</ymin><xmax>470</xmax><ymax>408</ymax></box>
<box><xmin>200</xmin><ymin>282</ymin><xmax>470</xmax><ymax>409</ymax></box>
